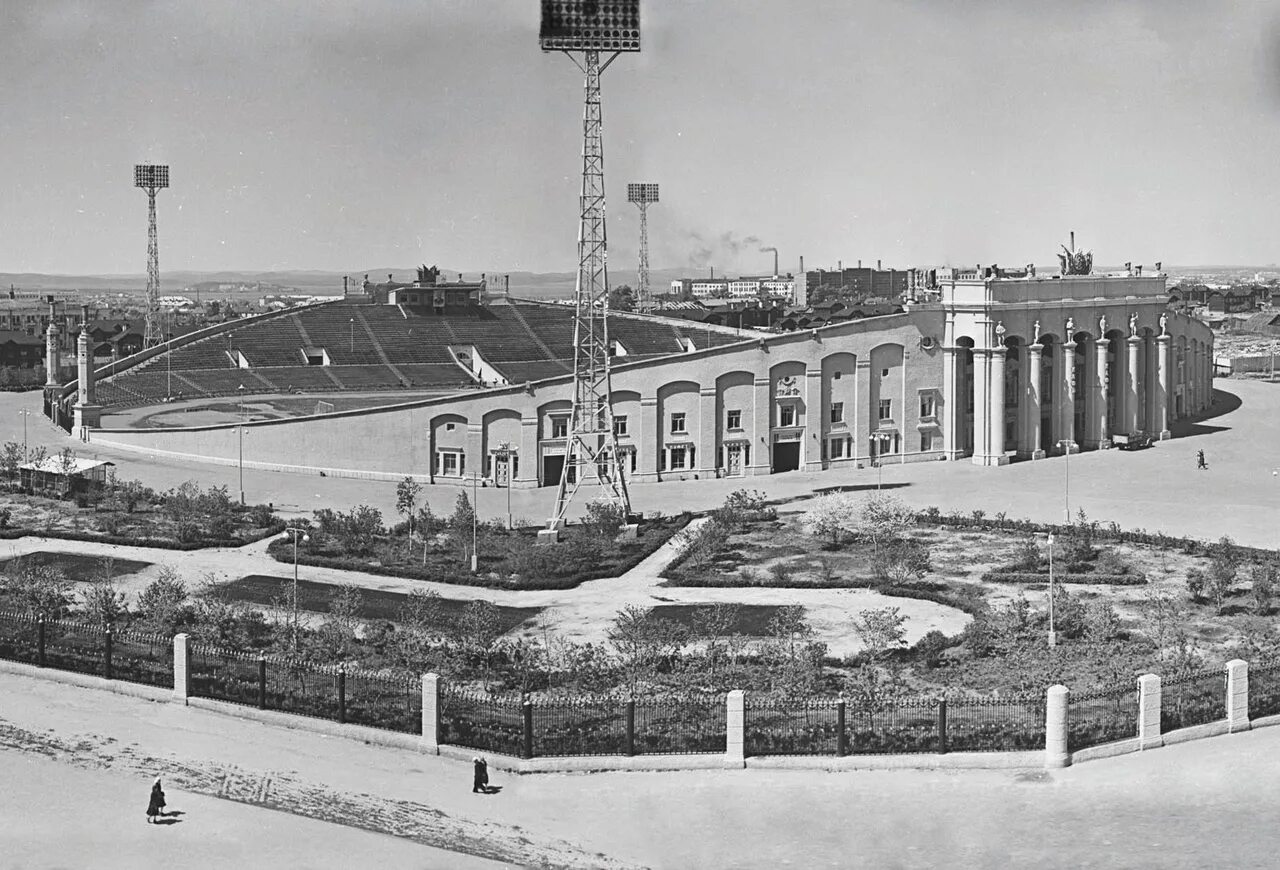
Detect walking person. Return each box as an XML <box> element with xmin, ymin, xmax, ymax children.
<box><xmin>1197</xmin><ymin>449</ymin><xmax>1207</xmax><ymax>470</ymax></box>
<box><xmin>145</xmin><ymin>776</ymin><xmax>166</xmax><ymax>823</ymax></box>
<box><xmin>472</xmin><ymin>756</ymin><xmax>489</xmax><ymax>794</ymax></box>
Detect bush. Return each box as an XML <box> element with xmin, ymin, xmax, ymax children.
<box><xmin>249</xmin><ymin>503</ymin><xmax>276</xmax><ymax>527</ymax></box>
<box><xmin>982</xmin><ymin>572</ymin><xmax>1146</xmax><ymax>586</ymax></box>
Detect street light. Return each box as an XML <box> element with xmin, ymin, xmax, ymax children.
<box><xmin>471</xmin><ymin>468</ymin><xmax>479</xmax><ymax>572</ymax></box>
<box><xmin>284</xmin><ymin>526</ymin><xmax>310</xmax><ymax>652</ymax></box>
<box><xmin>871</xmin><ymin>432</ymin><xmax>891</xmax><ymax>490</ymax></box>
<box><xmin>349</xmin><ymin>317</ymin><xmax>355</xmax><ymax>353</ymax></box>
<box><xmin>1047</xmin><ymin>533</ymin><xmax>1057</xmax><ymax>648</ymax></box>
<box><xmin>237</xmin><ymin>384</ymin><xmax>246</xmax><ymax>505</ymax></box>
<box><xmin>1056</xmin><ymin>439</ymin><xmax>1076</xmax><ymax>523</ymax></box>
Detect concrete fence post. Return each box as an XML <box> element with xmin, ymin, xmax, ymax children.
<box><xmin>1138</xmin><ymin>674</ymin><xmax>1162</xmax><ymax>750</ymax></box>
<box><xmin>1045</xmin><ymin>684</ymin><xmax>1069</xmax><ymax>768</ymax></box>
<box><xmin>725</xmin><ymin>690</ymin><xmax>745</xmax><ymax>768</ymax></box>
<box><xmin>422</xmin><ymin>673</ymin><xmax>440</xmax><ymax>754</ymax></box>
<box><xmin>172</xmin><ymin>633</ymin><xmax>190</xmax><ymax>703</ymax></box>
<box><xmin>1226</xmin><ymin>659</ymin><xmax>1250</xmax><ymax>733</ymax></box>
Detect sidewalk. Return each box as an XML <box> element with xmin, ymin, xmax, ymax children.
<box><xmin>7</xmin><ymin>669</ymin><xmax>1280</xmax><ymax>868</ymax></box>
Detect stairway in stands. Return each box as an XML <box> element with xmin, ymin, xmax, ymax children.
<box><xmin>353</xmin><ymin>309</ymin><xmax>409</xmax><ymax>385</ymax></box>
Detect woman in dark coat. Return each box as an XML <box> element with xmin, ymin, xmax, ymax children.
<box><xmin>146</xmin><ymin>777</ymin><xmax>166</xmax><ymax>823</ymax></box>
<box><xmin>472</xmin><ymin>757</ymin><xmax>489</xmax><ymax>794</ymax></box>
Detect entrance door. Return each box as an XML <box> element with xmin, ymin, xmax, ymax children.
<box><xmin>494</xmin><ymin>456</ymin><xmax>510</xmax><ymax>487</ymax></box>
<box><xmin>772</xmin><ymin>442</ymin><xmax>800</xmax><ymax>473</ymax></box>
<box><xmin>726</xmin><ymin>444</ymin><xmax>743</xmax><ymax>477</ymax></box>
<box><xmin>541</xmin><ymin>454</ymin><xmax>565</xmax><ymax>488</ymax></box>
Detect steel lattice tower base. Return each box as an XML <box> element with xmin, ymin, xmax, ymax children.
<box><xmin>550</xmin><ymin>48</ymin><xmax>631</xmax><ymax>526</ymax></box>
<box><xmin>635</xmin><ymin>201</ymin><xmax>651</xmax><ymax>311</ymax></box>
<box><xmin>142</xmin><ymin>189</ymin><xmax>162</xmax><ymax>347</ymax></box>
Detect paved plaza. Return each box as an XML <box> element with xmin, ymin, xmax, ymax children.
<box><xmin>5</xmin><ymin>380</ymin><xmax>1276</xmax><ymax>548</ymax></box>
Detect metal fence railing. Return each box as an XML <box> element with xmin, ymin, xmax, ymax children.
<box><xmin>946</xmin><ymin>696</ymin><xmax>1046</xmax><ymax>753</ymax></box>
<box><xmin>745</xmin><ymin>698</ymin><xmax>841</xmax><ymax>756</ymax></box>
<box><xmin>1250</xmin><ymin>663</ymin><xmax>1280</xmax><ymax>720</ymax></box>
<box><xmin>1161</xmin><ymin>669</ymin><xmax>1226</xmax><ymax>733</ymax></box>
<box><xmin>345</xmin><ymin>668</ymin><xmax>421</xmax><ymax>735</ymax></box>
<box><xmin>188</xmin><ymin>645</ymin><xmax>263</xmax><ymax>708</ymax></box>
<box><xmin>847</xmin><ymin>699</ymin><xmax>941</xmax><ymax>755</ymax></box>
<box><xmin>0</xmin><ymin>611</ymin><xmax>171</xmax><ymax>689</ymax></box>
<box><xmin>438</xmin><ymin>688</ymin><xmax>525</xmax><ymax>757</ymax></box>
<box><xmin>634</xmin><ymin>695</ymin><xmax>725</xmax><ymax>755</ymax></box>
<box><xmin>532</xmin><ymin>696</ymin><xmax>628</xmax><ymax>757</ymax></box>
<box><xmin>1067</xmin><ymin>686</ymin><xmax>1139</xmax><ymax>752</ymax></box>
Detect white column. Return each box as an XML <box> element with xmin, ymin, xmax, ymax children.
<box><xmin>699</xmin><ymin>386</ymin><xmax>718</xmax><ymax>476</ymax></box>
<box><xmin>725</xmin><ymin>689</ymin><xmax>746</xmax><ymax>768</ymax></box>
<box><xmin>1045</xmin><ymin>684</ymin><xmax>1069</xmax><ymax>768</ymax></box>
<box><xmin>1227</xmin><ymin>659</ymin><xmax>1249</xmax><ymax>733</ymax></box>
<box><xmin>987</xmin><ymin>347</ymin><xmax>1008</xmax><ymax>465</ymax></box>
<box><xmin>1138</xmin><ymin>674</ymin><xmax>1162</xmax><ymax>750</ymax></box>
<box><xmin>1155</xmin><ymin>335</ymin><xmax>1171</xmax><ymax>439</ymax></box>
<box><xmin>803</xmin><ymin>369</ymin><xmax>823</xmax><ymax>471</ymax></box>
<box><xmin>970</xmin><ymin>349</ymin><xmax>990</xmax><ymax>466</ymax></box>
<box><xmin>749</xmin><ymin>377</ymin><xmax>771</xmax><ymax>475</ymax></box>
<box><xmin>636</xmin><ymin>396</ymin><xmax>659</xmax><ymax>481</ymax></box>
<box><xmin>422</xmin><ymin>673</ymin><xmax>440</xmax><ymax>753</ymax></box>
<box><xmin>172</xmin><ymin>633</ymin><xmax>190</xmax><ymax>703</ymax></box>
<box><xmin>1095</xmin><ymin>338</ymin><xmax>1111</xmax><ymax>447</ymax></box>
<box><xmin>1126</xmin><ymin>336</ymin><xmax>1142</xmax><ymax>435</ymax></box>
<box><xmin>942</xmin><ymin>347</ymin><xmax>962</xmax><ymax>460</ymax></box>
<box><xmin>1059</xmin><ymin>340</ymin><xmax>1077</xmax><ymax>449</ymax></box>
<box><xmin>1025</xmin><ymin>343</ymin><xmax>1043</xmax><ymax>459</ymax></box>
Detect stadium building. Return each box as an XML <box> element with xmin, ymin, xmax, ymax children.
<box><xmin>47</xmin><ymin>256</ymin><xmax>1214</xmax><ymax>488</ymax></box>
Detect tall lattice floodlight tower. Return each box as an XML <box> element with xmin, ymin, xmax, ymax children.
<box><xmin>627</xmin><ymin>183</ymin><xmax>658</xmax><ymax>311</ymax></box>
<box><xmin>134</xmin><ymin>164</ymin><xmax>170</xmax><ymax>348</ymax></box>
<box><xmin>541</xmin><ymin>0</ymin><xmax>640</xmax><ymax>527</ymax></box>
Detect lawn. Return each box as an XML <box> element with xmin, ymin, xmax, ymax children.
<box><xmin>0</xmin><ymin>552</ymin><xmax>152</xmax><ymax>581</ymax></box>
<box><xmin>221</xmin><ymin>575</ymin><xmax>543</xmax><ymax>635</ymax></box>
<box><xmin>648</xmin><ymin>604</ymin><xmax>793</xmax><ymax>638</ymax></box>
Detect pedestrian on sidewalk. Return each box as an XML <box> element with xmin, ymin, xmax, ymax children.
<box><xmin>145</xmin><ymin>776</ymin><xmax>167</xmax><ymax>823</ymax></box>
<box><xmin>472</xmin><ymin>756</ymin><xmax>489</xmax><ymax>794</ymax></box>
<box><xmin>1197</xmin><ymin>449</ymin><xmax>1208</xmax><ymax>470</ymax></box>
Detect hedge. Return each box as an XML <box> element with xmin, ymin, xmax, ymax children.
<box><xmin>0</xmin><ymin>519</ymin><xmax>287</xmax><ymax>551</ymax></box>
<box><xmin>982</xmin><ymin>572</ymin><xmax>1147</xmax><ymax>586</ymax></box>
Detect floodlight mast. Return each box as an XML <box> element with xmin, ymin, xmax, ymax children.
<box><xmin>134</xmin><ymin>164</ymin><xmax>170</xmax><ymax>349</ymax></box>
<box><xmin>541</xmin><ymin>1</ymin><xmax>640</xmax><ymax>528</ymax></box>
<box><xmin>627</xmin><ymin>183</ymin><xmax>659</xmax><ymax>312</ymax></box>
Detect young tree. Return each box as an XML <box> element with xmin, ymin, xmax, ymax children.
<box><xmin>135</xmin><ymin>566</ymin><xmax>189</xmax><ymax>636</ymax></box>
<box><xmin>339</xmin><ymin>505</ymin><xmax>385</xmax><ymax>556</ymax></box>
<box><xmin>767</xmin><ymin>604</ymin><xmax>811</xmax><ymax>661</ymax></box>
<box><xmin>395</xmin><ymin>476</ymin><xmax>423</xmax><ymax>555</ymax></box>
<box><xmin>1186</xmin><ymin>568</ymin><xmax>1207</xmax><ymax>603</ymax></box>
<box><xmin>607</xmin><ymin>283</ymin><xmax>636</xmax><ymax>312</ymax></box>
<box><xmin>872</xmin><ymin>540</ymin><xmax>932</xmax><ymax>584</ymax></box>
<box><xmin>391</xmin><ymin>588</ymin><xmax>445</xmax><ymax>674</ymax></box>
<box><xmin>607</xmin><ymin>605</ymin><xmax>688</xmax><ymax>695</ymax></box>
<box><xmin>850</xmin><ymin>607</ymin><xmax>908</xmax><ymax>661</ymax></box>
<box><xmin>858</xmin><ymin>494</ymin><xmax>916</xmax><ymax>555</ymax></box>
<box><xmin>3</xmin><ymin>559</ymin><xmax>74</xmax><ymax>618</ymax></box>
<box><xmin>1081</xmin><ymin>600</ymin><xmax>1122</xmax><ymax>643</ymax></box>
<box><xmin>691</xmin><ymin>602</ymin><xmax>740</xmax><ymax>680</ymax></box>
<box><xmin>801</xmin><ymin>492</ymin><xmax>859</xmax><ymax>547</ymax></box>
<box><xmin>82</xmin><ymin>577</ymin><xmax>128</xmax><ymax>626</ymax></box>
<box><xmin>54</xmin><ymin>447</ymin><xmax>78</xmax><ymax>497</ymax></box>
<box><xmin>458</xmin><ymin>599</ymin><xmax>502</xmax><ymax>663</ymax></box>
<box><xmin>312</xmin><ymin>583</ymin><xmax>364</xmax><ymax>663</ymax></box>
<box><xmin>584</xmin><ymin>499</ymin><xmax>626</xmax><ymax>538</ymax></box>
<box><xmin>1206</xmin><ymin>536</ymin><xmax>1241</xmax><ymax>614</ymax></box>
<box><xmin>0</xmin><ymin>441</ymin><xmax>22</xmax><ymax>483</ymax></box>
<box><xmin>448</xmin><ymin>492</ymin><xmax>476</xmax><ymax>564</ymax></box>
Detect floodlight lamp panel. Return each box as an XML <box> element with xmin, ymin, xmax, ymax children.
<box><xmin>134</xmin><ymin>164</ymin><xmax>170</xmax><ymax>190</ymax></box>
<box><xmin>627</xmin><ymin>182</ymin><xmax>658</xmax><ymax>204</ymax></box>
<box><xmin>539</xmin><ymin>0</ymin><xmax>641</xmax><ymax>52</ymax></box>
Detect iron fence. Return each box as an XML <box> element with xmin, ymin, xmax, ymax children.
<box><xmin>265</xmin><ymin>658</ymin><xmax>342</xmax><ymax>721</ymax></box>
<box><xmin>439</xmin><ymin>687</ymin><xmax>525</xmax><ymax>757</ymax></box>
<box><xmin>0</xmin><ymin>610</ymin><xmax>42</xmax><ymax>667</ymax></box>
<box><xmin>1250</xmin><ymin>663</ymin><xmax>1280</xmax><ymax>720</ymax></box>
<box><xmin>189</xmin><ymin>645</ymin><xmax>264</xmax><ymax>708</ymax></box>
<box><xmin>1161</xmin><ymin>668</ymin><xmax>1225</xmax><ymax>733</ymax></box>
<box><xmin>103</xmin><ymin>628</ymin><xmax>171</xmax><ymax>689</ymax></box>
<box><xmin>40</xmin><ymin>618</ymin><xmax>112</xmax><ymax>679</ymax></box>
<box><xmin>1067</xmin><ymin>686</ymin><xmax>1138</xmax><ymax>751</ymax></box>
<box><xmin>634</xmin><ymin>694</ymin><xmax>726</xmax><ymax>755</ymax></box>
<box><xmin>945</xmin><ymin>696</ymin><xmax>1046</xmax><ymax>752</ymax></box>
<box><xmin>532</xmin><ymin>696</ymin><xmax>628</xmax><ymax>757</ymax></box>
<box><xmin>344</xmin><ymin>667</ymin><xmax>421</xmax><ymax>735</ymax></box>
<box><xmin>745</xmin><ymin>698</ymin><xmax>841</xmax><ymax>756</ymax></box>
<box><xmin>846</xmin><ymin>698</ymin><xmax>941</xmax><ymax>755</ymax></box>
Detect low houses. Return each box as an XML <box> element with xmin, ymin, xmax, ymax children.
<box><xmin>19</xmin><ymin>456</ymin><xmax>115</xmax><ymax>496</ymax></box>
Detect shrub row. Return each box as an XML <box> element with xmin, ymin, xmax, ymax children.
<box><xmin>880</xmin><ymin>584</ymin><xmax>988</xmax><ymax>616</ymax></box>
<box><xmin>982</xmin><ymin>572</ymin><xmax>1148</xmax><ymax>586</ymax></box>
<box><xmin>0</xmin><ymin>519</ymin><xmax>287</xmax><ymax>551</ymax></box>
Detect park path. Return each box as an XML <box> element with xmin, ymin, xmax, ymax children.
<box><xmin>0</xmin><ymin>516</ymin><xmax>967</xmax><ymax>657</ymax></box>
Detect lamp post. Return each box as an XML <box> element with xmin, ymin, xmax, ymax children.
<box><xmin>284</xmin><ymin>527</ymin><xmax>310</xmax><ymax>652</ymax></box>
<box><xmin>17</xmin><ymin>408</ymin><xmax>31</xmax><ymax>461</ymax></box>
<box><xmin>871</xmin><ymin>432</ymin><xmax>890</xmax><ymax>490</ymax></box>
<box><xmin>237</xmin><ymin>384</ymin><xmax>246</xmax><ymax>505</ymax></box>
<box><xmin>1047</xmin><ymin>533</ymin><xmax>1056</xmax><ymax>648</ymax></box>
<box><xmin>349</xmin><ymin>317</ymin><xmax>354</xmax><ymax>353</ymax></box>
<box><xmin>471</xmin><ymin>468</ymin><xmax>479</xmax><ymax>573</ymax></box>
<box><xmin>1056</xmin><ymin>439</ymin><xmax>1076</xmax><ymax>523</ymax></box>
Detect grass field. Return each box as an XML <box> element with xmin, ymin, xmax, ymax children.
<box><xmin>0</xmin><ymin>551</ymin><xmax>153</xmax><ymax>581</ymax></box>
<box><xmin>648</xmin><ymin>604</ymin><xmax>791</xmax><ymax>637</ymax></box>
<box><xmin>222</xmin><ymin>574</ymin><xmax>542</xmax><ymax>634</ymax></box>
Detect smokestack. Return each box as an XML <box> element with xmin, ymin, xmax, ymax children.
<box><xmin>710</xmin><ymin>266</ymin><xmax>714</xmax><ymax>279</ymax></box>
<box><xmin>1070</xmin><ymin>230</ymin><xmax>1075</xmax><ymax>251</ymax></box>
<box><xmin>80</xmin><ymin>304</ymin><xmax>89</xmax><ymax>325</ymax></box>
<box><xmin>838</xmin><ymin>260</ymin><xmax>842</xmax><ymax>271</ymax></box>
<box><xmin>857</xmin><ymin>260</ymin><xmax>862</xmax><ymax>269</ymax></box>
<box><xmin>343</xmin><ymin>276</ymin><xmax>348</xmax><ymax>295</ymax></box>
<box><xmin>799</xmin><ymin>255</ymin><xmax>804</xmax><ymax>273</ymax></box>
<box><xmin>877</xmin><ymin>259</ymin><xmax>882</xmax><ymax>270</ymax></box>
<box><xmin>505</xmin><ymin>274</ymin><xmax>510</xmax><ymax>296</ymax></box>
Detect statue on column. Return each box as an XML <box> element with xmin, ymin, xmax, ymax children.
<box><xmin>1065</xmin><ymin>317</ymin><xmax>1074</xmax><ymax>339</ymax></box>
<box><xmin>1098</xmin><ymin>314</ymin><xmax>1107</xmax><ymax>336</ymax></box>
<box><xmin>1129</xmin><ymin>312</ymin><xmax>1138</xmax><ymax>336</ymax></box>
<box><xmin>994</xmin><ymin>321</ymin><xmax>1006</xmax><ymax>345</ymax></box>
<box><xmin>1032</xmin><ymin>319</ymin><xmax>1040</xmax><ymax>342</ymax></box>
<box><xmin>1159</xmin><ymin>312</ymin><xmax>1168</xmax><ymax>336</ymax></box>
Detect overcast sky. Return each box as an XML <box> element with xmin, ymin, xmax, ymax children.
<box><xmin>3</xmin><ymin>0</ymin><xmax>1279</xmax><ymax>276</ymax></box>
